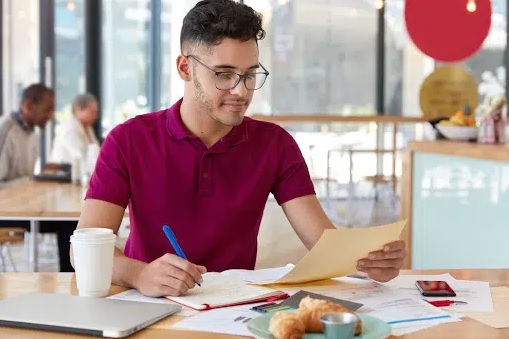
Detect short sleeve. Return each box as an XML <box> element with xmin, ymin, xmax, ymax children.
<box><xmin>271</xmin><ymin>129</ymin><xmax>316</xmax><ymax>205</ymax></box>
<box><xmin>85</xmin><ymin>126</ymin><xmax>130</xmax><ymax>208</ymax></box>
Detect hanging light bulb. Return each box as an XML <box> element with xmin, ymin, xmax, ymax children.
<box><xmin>67</xmin><ymin>1</ymin><xmax>76</xmax><ymax>12</ymax></box>
<box><xmin>467</xmin><ymin>0</ymin><xmax>477</xmax><ymax>13</ymax></box>
<box><xmin>375</xmin><ymin>0</ymin><xmax>384</xmax><ymax>10</ymax></box>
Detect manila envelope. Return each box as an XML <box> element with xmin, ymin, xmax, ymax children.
<box><xmin>254</xmin><ymin>220</ymin><xmax>406</xmax><ymax>285</ymax></box>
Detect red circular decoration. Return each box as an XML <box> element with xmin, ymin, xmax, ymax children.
<box><xmin>405</xmin><ymin>0</ymin><xmax>492</xmax><ymax>62</ymax></box>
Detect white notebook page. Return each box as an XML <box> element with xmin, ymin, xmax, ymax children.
<box><xmin>168</xmin><ymin>272</ymin><xmax>282</xmax><ymax>309</ymax></box>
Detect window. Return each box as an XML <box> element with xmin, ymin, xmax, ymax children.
<box><xmin>246</xmin><ymin>0</ymin><xmax>378</xmax><ymax>116</ymax></box>
<box><xmin>244</xmin><ymin>0</ymin><xmax>381</xmax><ymax>193</ymax></box>
<box><xmin>101</xmin><ymin>0</ymin><xmax>150</xmax><ymax>137</ymax></box>
<box><xmin>101</xmin><ymin>0</ymin><xmax>201</xmax><ymax>137</ymax></box>
<box><xmin>161</xmin><ymin>1</ymin><xmax>201</xmax><ymax>108</ymax></box>
<box><xmin>54</xmin><ymin>0</ymin><xmax>86</xmax><ymax>126</ymax></box>
<box><xmin>1</xmin><ymin>0</ymin><xmax>40</xmax><ymax>114</ymax></box>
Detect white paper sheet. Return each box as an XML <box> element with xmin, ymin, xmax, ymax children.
<box><xmin>384</xmin><ymin>274</ymin><xmax>455</xmax><ymax>293</ymax></box>
<box><xmin>167</xmin><ymin>272</ymin><xmax>285</xmax><ymax>310</ymax></box>
<box><xmin>173</xmin><ymin>304</ymin><xmax>261</xmax><ymax>337</ymax></box>
<box><xmin>221</xmin><ymin>264</ymin><xmax>295</xmax><ymax>283</ymax></box>
<box><xmin>390</xmin><ymin>319</ymin><xmax>461</xmax><ymax>337</ymax></box>
<box><xmin>384</xmin><ymin>274</ymin><xmax>493</xmax><ymax>313</ymax></box>
<box><xmin>362</xmin><ymin>296</ymin><xmax>461</xmax><ymax>336</ymax></box>
<box><xmin>107</xmin><ymin>289</ymin><xmax>199</xmax><ymax>317</ymax></box>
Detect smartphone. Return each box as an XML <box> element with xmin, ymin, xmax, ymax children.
<box><xmin>415</xmin><ymin>280</ymin><xmax>456</xmax><ymax>297</ymax></box>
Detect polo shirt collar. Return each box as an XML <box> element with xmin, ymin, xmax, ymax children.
<box><xmin>11</xmin><ymin>112</ymin><xmax>33</xmax><ymax>132</ymax></box>
<box><xmin>166</xmin><ymin>99</ymin><xmax>190</xmax><ymax>140</ymax></box>
<box><xmin>166</xmin><ymin>98</ymin><xmax>249</xmax><ymax>147</ymax></box>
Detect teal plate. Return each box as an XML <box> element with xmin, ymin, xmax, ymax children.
<box><xmin>247</xmin><ymin>313</ymin><xmax>391</xmax><ymax>339</ymax></box>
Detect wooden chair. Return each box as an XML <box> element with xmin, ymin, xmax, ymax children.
<box><xmin>0</xmin><ymin>227</ymin><xmax>25</xmax><ymax>272</ymax></box>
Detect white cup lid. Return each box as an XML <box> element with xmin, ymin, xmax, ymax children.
<box><xmin>72</xmin><ymin>228</ymin><xmax>116</xmax><ymax>241</ymax></box>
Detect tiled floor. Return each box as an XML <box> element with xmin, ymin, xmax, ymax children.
<box><xmin>2</xmin><ymin>185</ymin><xmax>399</xmax><ymax>272</ymax></box>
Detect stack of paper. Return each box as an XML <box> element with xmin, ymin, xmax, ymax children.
<box><xmin>385</xmin><ymin>273</ymin><xmax>494</xmax><ymax>313</ymax></box>
<box><xmin>275</xmin><ymin>276</ymin><xmax>462</xmax><ymax>336</ymax></box>
<box><xmin>361</xmin><ymin>296</ymin><xmax>461</xmax><ymax>336</ymax></box>
<box><xmin>171</xmin><ymin>276</ymin><xmax>462</xmax><ymax>338</ymax></box>
<box><xmin>216</xmin><ymin>272</ymin><xmax>463</xmax><ymax>337</ymax></box>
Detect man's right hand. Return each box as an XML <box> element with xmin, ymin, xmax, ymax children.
<box><xmin>133</xmin><ymin>253</ymin><xmax>207</xmax><ymax>297</ymax></box>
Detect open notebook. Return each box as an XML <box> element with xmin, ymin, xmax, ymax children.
<box><xmin>165</xmin><ymin>272</ymin><xmax>288</xmax><ymax>310</ymax></box>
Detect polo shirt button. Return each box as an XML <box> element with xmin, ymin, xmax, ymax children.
<box><xmin>203</xmin><ymin>173</ymin><xmax>209</xmax><ymax>178</ymax></box>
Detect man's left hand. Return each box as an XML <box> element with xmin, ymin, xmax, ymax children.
<box><xmin>356</xmin><ymin>240</ymin><xmax>406</xmax><ymax>282</ymax></box>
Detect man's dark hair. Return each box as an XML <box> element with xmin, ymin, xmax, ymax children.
<box><xmin>181</xmin><ymin>0</ymin><xmax>265</xmax><ymax>52</ymax></box>
<box><xmin>21</xmin><ymin>83</ymin><xmax>54</xmax><ymax>104</ymax></box>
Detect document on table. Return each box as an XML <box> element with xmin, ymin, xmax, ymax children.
<box><xmin>362</xmin><ymin>297</ymin><xmax>461</xmax><ymax>336</ymax></box>
<box><xmin>273</xmin><ymin>277</ymin><xmax>461</xmax><ymax>336</ymax></box>
<box><xmin>384</xmin><ymin>274</ymin><xmax>493</xmax><ymax>313</ymax></box>
<box><xmin>107</xmin><ymin>289</ymin><xmax>198</xmax><ymax>317</ymax></box>
<box><xmin>173</xmin><ymin>304</ymin><xmax>261</xmax><ymax>337</ymax></box>
<box><xmin>465</xmin><ymin>287</ymin><xmax>509</xmax><ymax>329</ymax></box>
<box><xmin>252</xmin><ymin>220</ymin><xmax>406</xmax><ymax>285</ymax></box>
<box><xmin>172</xmin><ymin>275</ymin><xmax>460</xmax><ymax>337</ymax></box>
<box><xmin>221</xmin><ymin>264</ymin><xmax>295</xmax><ymax>283</ymax></box>
<box><xmin>255</xmin><ymin>276</ymin><xmax>405</xmax><ymax>306</ymax></box>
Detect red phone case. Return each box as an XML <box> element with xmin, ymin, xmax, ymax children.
<box><xmin>416</xmin><ymin>280</ymin><xmax>456</xmax><ymax>297</ymax></box>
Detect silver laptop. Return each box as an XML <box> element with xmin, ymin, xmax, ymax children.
<box><xmin>0</xmin><ymin>292</ymin><xmax>181</xmax><ymax>338</ymax></box>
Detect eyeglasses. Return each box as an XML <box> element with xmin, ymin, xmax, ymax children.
<box><xmin>185</xmin><ymin>55</ymin><xmax>269</xmax><ymax>91</ymax></box>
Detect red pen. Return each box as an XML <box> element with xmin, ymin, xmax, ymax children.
<box><xmin>425</xmin><ymin>300</ymin><xmax>468</xmax><ymax>307</ymax></box>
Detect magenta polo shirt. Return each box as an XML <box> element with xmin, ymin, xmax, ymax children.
<box><xmin>86</xmin><ymin>99</ymin><xmax>315</xmax><ymax>272</ymax></box>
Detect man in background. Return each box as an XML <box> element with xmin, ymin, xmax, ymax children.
<box><xmin>0</xmin><ymin>83</ymin><xmax>54</xmax><ymax>182</ymax></box>
<box><xmin>0</xmin><ymin>83</ymin><xmax>74</xmax><ymax>272</ymax></box>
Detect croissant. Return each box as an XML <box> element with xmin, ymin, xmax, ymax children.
<box><xmin>297</xmin><ymin>296</ymin><xmax>362</xmax><ymax>335</ymax></box>
<box><xmin>269</xmin><ymin>311</ymin><xmax>306</xmax><ymax>339</ymax></box>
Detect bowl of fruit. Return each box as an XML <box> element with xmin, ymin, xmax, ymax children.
<box><xmin>435</xmin><ymin>109</ymin><xmax>478</xmax><ymax>141</ymax></box>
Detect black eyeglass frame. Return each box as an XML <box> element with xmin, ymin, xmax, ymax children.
<box><xmin>184</xmin><ymin>54</ymin><xmax>270</xmax><ymax>91</ymax></box>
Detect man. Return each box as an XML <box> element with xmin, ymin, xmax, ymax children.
<box><xmin>74</xmin><ymin>0</ymin><xmax>406</xmax><ymax>297</ymax></box>
<box><xmin>0</xmin><ymin>84</ymin><xmax>54</xmax><ymax>182</ymax></box>
<box><xmin>0</xmin><ymin>83</ymin><xmax>75</xmax><ymax>272</ymax></box>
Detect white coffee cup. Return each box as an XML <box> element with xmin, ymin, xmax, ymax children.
<box><xmin>70</xmin><ymin>228</ymin><xmax>117</xmax><ymax>297</ymax></box>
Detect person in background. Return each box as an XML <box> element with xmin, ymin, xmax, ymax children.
<box><xmin>50</xmin><ymin>93</ymin><xmax>99</xmax><ymax>164</ymax></box>
<box><xmin>73</xmin><ymin>0</ymin><xmax>406</xmax><ymax>296</ymax></box>
<box><xmin>0</xmin><ymin>83</ymin><xmax>75</xmax><ymax>272</ymax></box>
<box><xmin>0</xmin><ymin>84</ymin><xmax>54</xmax><ymax>183</ymax></box>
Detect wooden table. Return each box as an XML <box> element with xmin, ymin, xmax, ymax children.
<box><xmin>0</xmin><ymin>269</ymin><xmax>507</xmax><ymax>338</ymax></box>
<box><xmin>0</xmin><ymin>180</ymin><xmax>88</xmax><ymax>271</ymax></box>
<box><xmin>0</xmin><ymin>180</ymin><xmax>86</xmax><ymax>219</ymax></box>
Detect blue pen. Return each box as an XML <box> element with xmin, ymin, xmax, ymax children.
<box><xmin>162</xmin><ymin>225</ymin><xmax>201</xmax><ymax>286</ymax></box>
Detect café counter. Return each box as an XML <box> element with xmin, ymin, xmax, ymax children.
<box><xmin>401</xmin><ymin>140</ymin><xmax>509</xmax><ymax>269</ymax></box>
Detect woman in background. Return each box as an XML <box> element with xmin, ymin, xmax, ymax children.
<box><xmin>44</xmin><ymin>93</ymin><xmax>99</xmax><ymax>272</ymax></box>
<box><xmin>50</xmin><ymin>93</ymin><xmax>99</xmax><ymax>163</ymax></box>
